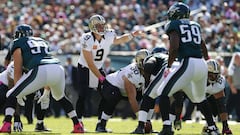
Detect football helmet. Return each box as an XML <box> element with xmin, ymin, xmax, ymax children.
<box><xmin>207</xmin><ymin>59</ymin><xmax>220</xmax><ymax>83</ymax></box>
<box><xmin>88</xmin><ymin>14</ymin><xmax>107</xmax><ymax>35</ymax></box>
<box><xmin>151</xmin><ymin>47</ymin><xmax>168</xmax><ymax>54</ymax></box>
<box><xmin>167</xmin><ymin>2</ymin><xmax>190</xmax><ymax>20</ymax></box>
<box><xmin>14</xmin><ymin>24</ymin><xmax>33</xmax><ymax>39</ymax></box>
<box><xmin>135</xmin><ymin>49</ymin><xmax>150</xmax><ymax>69</ymax></box>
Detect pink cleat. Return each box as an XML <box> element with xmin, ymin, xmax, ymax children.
<box><xmin>71</xmin><ymin>122</ymin><xmax>84</xmax><ymax>133</ymax></box>
<box><xmin>222</xmin><ymin>128</ymin><xmax>233</xmax><ymax>135</ymax></box>
<box><xmin>0</xmin><ymin>122</ymin><xmax>11</xmax><ymax>133</ymax></box>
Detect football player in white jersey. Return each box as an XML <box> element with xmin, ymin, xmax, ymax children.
<box><xmin>76</xmin><ymin>14</ymin><xmax>145</xmax><ymax>126</ymax></box>
<box><xmin>202</xmin><ymin>59</ymin><xmax>232</xmax><ymax>135</ymax></box>
<box><xmin>95</xmin><ymin>49</ymin><xmax>150</xmax><ymax>133</ymax></box>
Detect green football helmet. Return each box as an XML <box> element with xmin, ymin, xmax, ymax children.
<box><xmin>14</xmin><ymin>24</ymin><xmax>33</xmax><ymax>39</ymax></box>
<box><xmin>167</xmin><ymin>2</ymin><xmax>190</xmax><ymax>20</ymax></box>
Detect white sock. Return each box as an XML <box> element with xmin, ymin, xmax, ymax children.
<box><xmin>163</xmin><ymin>120</ymin><xmax>171</xmax><ymax>125</ymax></box>
<box><xmin>101</xmin><ymin>112</ymin><xmax>111</xmax><ymax>121</ymax></box>
<box><xmin>169</xmin><ymin>114</ymin><xmax>176</xmax><ymax>123</ymax></box>
<box><xmin>67</xmin><ymin>110</ymin><xmax>77</xmax><ymax>118</ymax></box>
<box><xmin>37</xmin><ymin>120</ymin><xmax>43</xmax><ymax>124</ymax></box>
<box><xmin>5</xmin><ymin>107</ymin><xmax>15</xmax><ymax>116</ymax></box>
<box><xmin>147</xmin><ymin>109</ymin><xmax>154</xmax><ymax>121</ymax></box>
<box><xmin>139</xmin><ymin>110</ymin><xmax>148</xmax><ymax>122</ymax></box>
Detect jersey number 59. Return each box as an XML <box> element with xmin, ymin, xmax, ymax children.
<box><xmin>179</xmin><ymin>25</ymin><xmax>201</xmax><ymax>44</ymax></box>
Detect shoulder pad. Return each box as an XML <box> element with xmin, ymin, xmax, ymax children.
<box><xmin>165</xmin><ymin>20</ymin><xmax>180</xmax><ymax>34</ymax></box>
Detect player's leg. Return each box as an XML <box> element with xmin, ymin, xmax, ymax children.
<box><xmin>13</xmin><ymin>104</ymin><xmax>23</xmax><ymax>132</ymax></box>
<box><xmin>24</xmin><ymin>93</ymin><xmax>35</xmax><ymax>124</ymax></box>
<box><xmin>170</xmin><ymin>91</ymin><xmax>185</xmax><ymax>131</ymax></box>
<box><xmin>0</xmin><ymin>68</ymin><xmax>44</xmax><ymax>133</ymax></box>
<box><xmin>47</xmin><ymin>65</ymin><xmax>83</xmax><ymax>133</ymax></box>
<box><xmin>132</xmin><ymin>69</ymin><xmax>165</xmax><ymax>134</ymax></box>
<box><xmin>76</xmin><ymin>64</ymin><xmax>89</xmax><ymax>123</ymax></box>
<box><xmin>0</xmin><ymin>84</ymin><xmax>8</xmax><ymax>113</ymax></box>
<box><xmin>157</xmin><ymin>60</ymin><xmax>194</xmax><ymax>135</ymax></box>
<box><xmin>35</xmin><ymin>88</ymin><xmax>51</xmax><ymax>132</ymax></box>
<box><xmin>213</xmin><ymin>91</ymin><xmax>233</xmax><ymax>134</ymax></box>
<box><xmin>96</xmin><ymin>80</ymin><xmax>121</xmax><ymax>133</ymax></box>
<box><xmin>182</xmin><ymin>98</ymin><xmax>195</xmax><ymax>121</ymax></box>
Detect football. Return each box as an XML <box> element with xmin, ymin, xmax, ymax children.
<box><xmin>144</xmin><ymin>121</ymin><xmax>152</xmax><ymax>133</ymax></box>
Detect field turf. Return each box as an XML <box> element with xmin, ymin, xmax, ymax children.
<box><xmin>0</xmin><ymin>116</ymin><xmax>239</xmax><ymax>135</ymax></box>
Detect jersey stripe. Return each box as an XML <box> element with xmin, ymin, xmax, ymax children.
<box><xmin>162</xmin><ymin>58</ymin><xmax>189</xmax><ymax>96</ymax></box>
<box><xmin>11</xmin><ymin>67</ymin><xmax>38</xmax><ymax>97</ymax></box>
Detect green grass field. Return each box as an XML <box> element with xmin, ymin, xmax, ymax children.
<box><xmin>0</xmin><ymin>115</ymin><xmax>239</xmax><ymax>135</ymax></box>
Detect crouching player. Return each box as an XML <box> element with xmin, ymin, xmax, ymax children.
<box><xmin>95</xmin><ymin>49</ymin><xmax>149</xmax><ymax>133</ymax></box>
<box><xmin>202</xmin><ymin>59</ymin><xmax>232</xmax><ymax>135</ymax></box>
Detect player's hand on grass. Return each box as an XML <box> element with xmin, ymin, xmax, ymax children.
<box><xmin>13</xmin><ymin>121</ymin><xmax>23</xmax><ymax>132</ymax></box>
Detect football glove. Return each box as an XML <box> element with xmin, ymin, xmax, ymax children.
<box><xmin>37</xmin><ymin>89</ymin><xmax>50</xmax><ymax>109</ymax></box>
<box><xmin>17</xmin><ymin>96</ymin><xmax>26</xmax><ymax>106</ymax></box>
<box><xmin>13</xmin><ymin>121</ymin><xmax>23</xmax><ymax>132</ymax></box>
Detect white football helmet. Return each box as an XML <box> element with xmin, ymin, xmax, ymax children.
<box><xmin>135</xmin><ymin>49</ymin><xmax>150</xmax><ymax>69</ymax></box>
<box><xmin>88</xmin><ymin>14</ymin><xmax>107</xmax><ymax>35</ymax></box>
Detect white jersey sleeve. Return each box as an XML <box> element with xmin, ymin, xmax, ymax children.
<box><xmin>206</xmin><ymin>75</ymin><xmax>225</xmax><ymax>95</ymax></box>
<box><xmin>77</xmin><ymin>29</ymin><xmax>116</xmax><ymax>69</ymax></box>
<box><xmin>106</xmin><ymin>63</ymin><xmax>145</xmax><ymax>97</ymax></box>
<box><xmin>0</xmin><ymin>61</ymin><xmax>14</xmax><ymax>86</ymax></box>
<box><xmin>6</xmin><ymin>61</ymin><xmax>14</xmax><ymax>80</ymax></box>
<box><xmin>0</xmin><ymin>70</ymin><xmax>8</xmax><ymax>85</ymax></box>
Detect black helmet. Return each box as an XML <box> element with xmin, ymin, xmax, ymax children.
<box><xmin>14</xmin><ymin>24</ymin><xmax>33</xmax><ymax>39</ymax></box>
<box><xmin>151</xmin><ymin>47</ymin><xmax>168</xmax><ymax>54</ymax></box>
<box><xmin>167</xmin><ymin>2</ymin><xmax>190</xmax><ymax>20</ymax></box>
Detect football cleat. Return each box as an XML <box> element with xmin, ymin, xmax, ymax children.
<box><xmin>131</xmin><ymin>127</ymin><xmax>144</xmax><ymax>134</ymax></box>
<box><xmin>71</xmin><ymin>122</ymin><xmax>84</xmax><ymax>133</ymax></box>
<box><xmin>35</xmin><ymin>123</ymin><xmax>51</xmax><ymax>132</ymax></box>
<box><xmin>158</xmin><ymin>125</ymin><xmax>174</xmax><ymax>135</ymax></box>
<box><xmin>95</xmin><ymin>123</ymin><xmax>112</xmax><ymax>133</ymax></box>
<box><xmin>174</xmin><ymin>120</ymin><xmax>182</xmax><ymax>131</ymax></box>
<box><xmin>222</xmin><ymin>128</ymin><xmax>233</xmax><ymax>135</ymax></box>
<box><xmin>0</xmin><ymin>122</ymin><xmax>11</xmax><ymax>133</ymax></box>
<box><xmin>202</xmin><ymin>126</ymin><xmax>221</xmax><ymax>135</ymax></box>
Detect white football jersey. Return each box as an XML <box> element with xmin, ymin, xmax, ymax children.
<box><xmin>78</xmin><ymin>29</ymin><xmax>116</xmax><ymax>69</ymax></box>
<box><xmin>0</xmin><ymin>70</ymin><xmax>8</xmax><ymax>86</ymax></box>
<box><xmin>106</xmin><ymin>63</ymin><xmax>145</xmax><ymax>97</ymax></box>
<box><xmin>0</xmin><ymin>61</ymin><xmax>14</xmax><ymax>86</ymax></box>
<box><xmin>206</xmin><ymin>75</ymin><xmax>225</xmax><ymax>95</ymax></box>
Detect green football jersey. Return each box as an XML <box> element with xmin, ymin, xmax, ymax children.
<box><xmin>165</xmin><ymin>19</ymin><xmax>203</xmax><ymax>61</ymax></box>
<box><xmin>11</xmin><ymin>37</ymin><xmax>59</xmax><ymax>71</ymax></box>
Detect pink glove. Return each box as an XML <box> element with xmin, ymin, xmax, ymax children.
<box><xmin>99</xmin><ymin>76</ymin><xmax>105</xmax><ymax>83</ymax></box>
<box><xmin>164</xmin><ymin>67</ymin><xmax>171</xmax><ymax>78</ymax></box>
